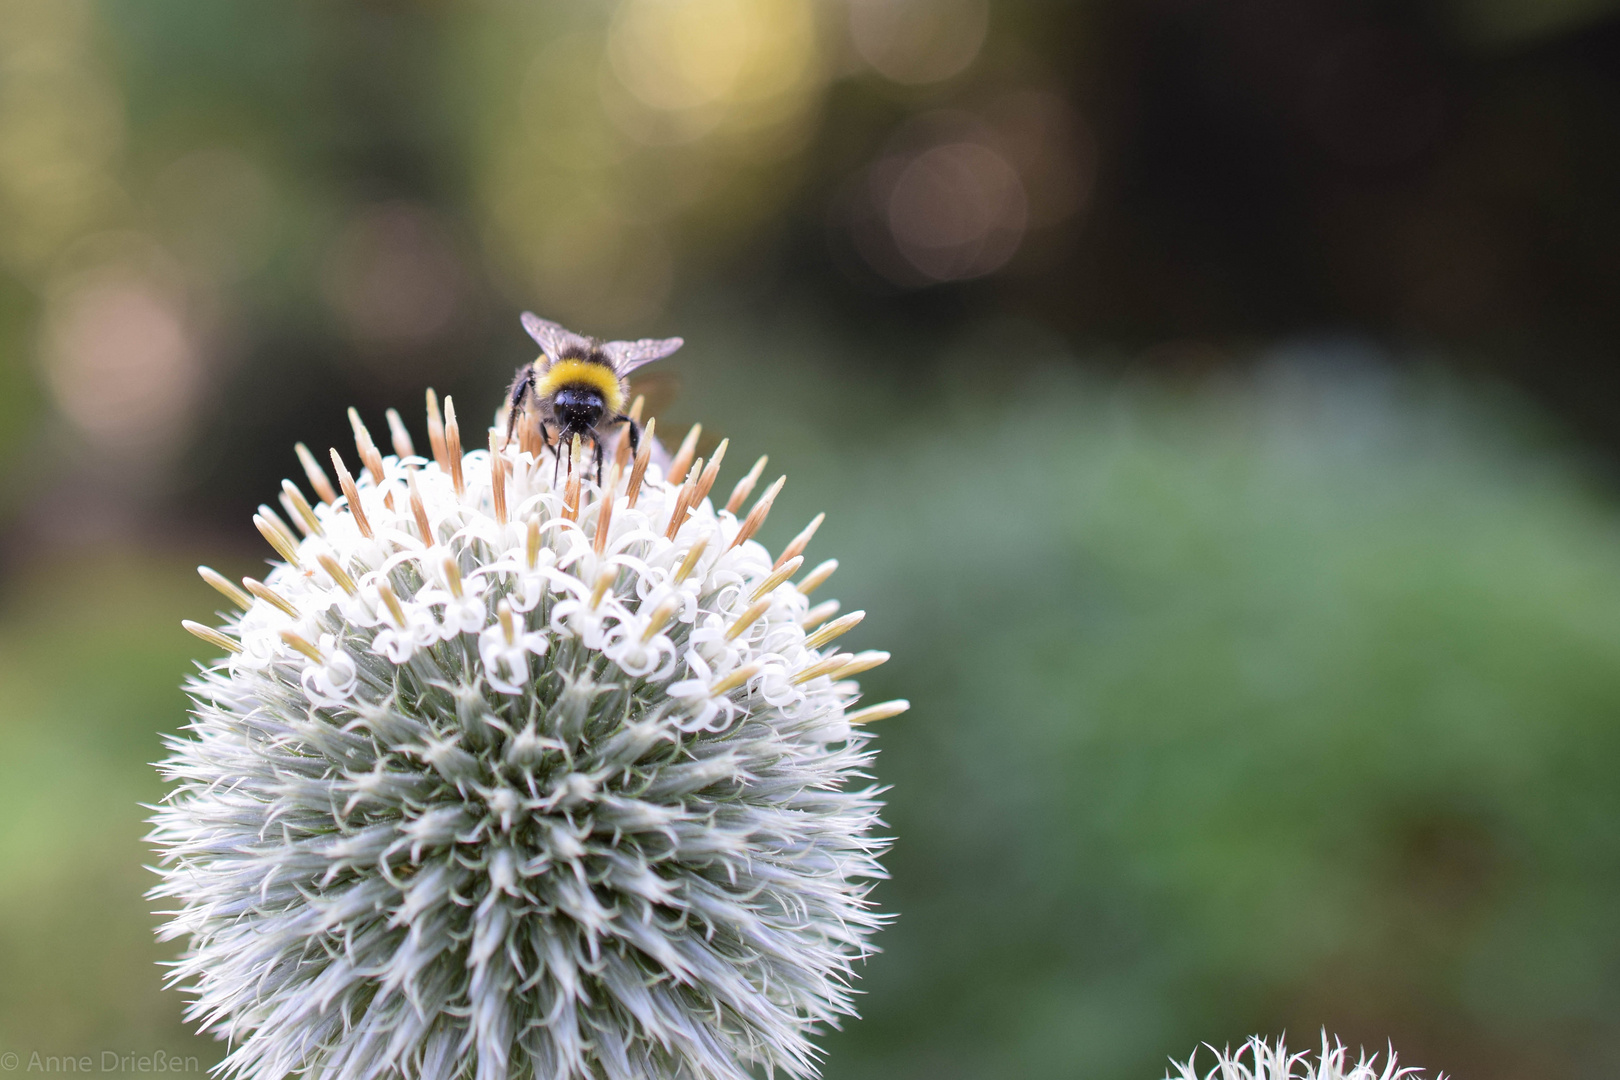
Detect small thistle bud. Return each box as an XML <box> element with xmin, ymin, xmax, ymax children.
<box><xmin>1166</xmin><ymin>1033</ymin><xmax>1441</xmax><ymax>1080</ymax></box>
<box><xmin>150</xmin><ymin>392</ymin><xmax>894</xmax><ymax>1080</ymax></box>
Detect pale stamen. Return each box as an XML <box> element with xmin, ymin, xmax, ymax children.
<box><xmin>425</xmin><ymin>388</ymin><xmax>448</xmax><ymax>469</ymax></box>
<box><xmin>498</xmin><ymin>599</ymin><xmax>517</xmax><ymax>645</ymax></box>
<box><xmin>278</xmin><ymin>492</ymin><xmax>310</xmax><ymax>538</ymax></box>
<box><xmin>668</xmin><ymin>423</ymin><xmax>701</xmax><ymax>486</ymax></box>
<box><xmin>488</xmin><ymin>430</ymin><xmax>509</xmax><ymax>526</ymax></box>
<box><xmin>254</xmin><ymin>511</ymin><xmax>302</xmax><ymax>566</ymax></box>
<box><xmin>640</xmin><ymin>597</ymin><xmax>681</xmax><ymax>642</ymax></box>
<box><xmin>725</xmin><ymin>598</ymin><xmax>774</xmax><ymax>642</ymax></box>
<box><xmin>280</xmin><ymin>630</ymin><xmax>324</xmax><ymax>663</ymax></box>
<box><xmin>257</xmin><ymin>503</ymin><xmax>298</xmax><ymax>545</ymax></box>
<box><xmin>329</xmin><ymin>449</ymin><xmax>373</xmax><ymax>539</ymax></box>
<box><xmin>589</xmin><ymin>566</ymin><xmax>616</xmax><ymax>610</ymax></box>
<box><xmin>317</xmin><ymin>553</ymin><xmax>357</xmax><ymax>595</ymax></box>
<box><xmin>562</xmin><ymin>435</ymin><xmax>583</xmax><ymax>520</ymax></box>
<box><xmin>792</xmin><ymin>652</ymin><xmax>853</xmax><ymax>685</ymax></box>
<box><xmin>444</xmin><ymin>397</ymin><xmax>464</xmax><ymax>496</ymax></box>
<box><xmin>709</xmin><ymin>662</ymin><xmax>761</xmax><ymax>697</ymax></box>
<box><xmin>376</xmin><ymin>580</ymin><xmax>406</xmax><ymax>626</ymax></box>
<box><xmin>729</xmin><ymin>476</ymin><xmax>786</xmax><ymax>551</ymax></box>
<box><xmin>774</xmin><ymin>513</ymin><xmax>823</xmax><ymax>570</ymax></box>
<box><xmin>665</xmin><ymin>457</ymin><xmax>703</xmax><ymax>540</ymax></box>
<box><xmin>832</xmin><ymin>650</ymin><xmax>890</xmax><ymax>680</ymax></box>
<box><xmin>797</xmin><ymin>559</ymin><xmax>837</xmax><ymax>596</ymax></box>
<box><xmin>243</xmin><ymin>577</ymin><xmax>299</xmax><ymax>617</ymax></box>
<box><xmin>183</xmin><ymin>621</ymin><xmax>241</xmax><ymax>655</ymax></box>
<box><xmin>594</xmin><ymin>463</ymin><xmax>621</xmax><ymax>555</ymax></box>
<box><xmin>198</xmin><ymin>566</ymin><xmax>251</xmax><ymax>610</ymax></box>
<box><xmin>674</xmin><ymin>535</ymin><xmax>709</xmax><ymax>585</ymax></box>
<box><xmin>725</xmin><ymin>455</ymin><xmax>767</xmax><ymax>515</ymax></box>
<box><xmin>294</xmin><ymin>442</ymin><xmax>338</xmax><ymax>504</ymax></box>
<box><xmin>408</xmin><ymin>471</ymin><xmax>434</xmax><ymax>544</ymax></box>
<box><xmin>846</xmin><ymin>699</ymin><xmax>909</xmax><ymax>725</ymax></box>
<box><xmin>385</xmin><ymin>408</ymin><xmax>416</xmax><ymax>459</ymax></box>
<box><xmin>803</xmin><ymin>610</ymin><xmax>864</xmax><ymax>651</ymax></box>
<box><xmin>692</xmin><ymin>439</ymin><xmax>728</xmax><ymax>506</ymax></box>
<box><xmin>348</xmin><ymin>407</ymin><xmax>385</xmax><ymax>485</ymax></box>
<box><xmin>281</xmin><ymin>479</ymin><xmax>324</xmax><ymax>538</ymax></box>
<box><xmin>750</xmin><ymin>555</ymin><xmax>803</xmax><ymax>602</ymax></box>
<box><xmin>626</xmin><ymin>417</ymin><xmax>655</xmax><ymax>508</ymax></box>
<box><xmin>520</xmin><ymin>419</ymin><xmax>542</xmax><ymax>459</ymax></box>
<box><xmin>801</xmin><ymin>599</ymin><xmax>840</xmax><ymax>631</ymax></box>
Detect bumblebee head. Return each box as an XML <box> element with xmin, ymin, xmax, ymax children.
<box><xmin>552</xmin><ymin>385</ymin><xmax>606</xmax><ymax>433</ymax></box>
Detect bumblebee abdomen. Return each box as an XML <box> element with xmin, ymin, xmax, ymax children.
<box><xmin>536</xmin><ymin>358</ymin><xmax>624</xmax><ymax>416</ymax></box>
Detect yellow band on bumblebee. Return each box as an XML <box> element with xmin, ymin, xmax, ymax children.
<box><xmin>537</xmin><ymin>359</ymin><xmax>625</xmax><ymax>415</ymax></box>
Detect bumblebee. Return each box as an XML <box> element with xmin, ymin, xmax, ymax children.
<box><xmin>504</xmin><ymin>312</ymin><xmax>684</xmax><ymax>483</ymax></box>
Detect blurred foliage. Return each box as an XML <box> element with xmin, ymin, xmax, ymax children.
<box><xmin>0</xmin><ymin>551</ymin><xmax>235</xmax><ymax>1069</ymax></box>
<box><xmin>814</xmin><ymin>362</ymin><xmax>1620</xmax><ymax>1080</ymax></box>
<box><xmin>2</xmin><ymin>0</ymin><xmax>1620</xmax><ymax>529</ymax></box>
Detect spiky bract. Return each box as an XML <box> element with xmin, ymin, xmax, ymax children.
<box><xmin>150</xmin><ymin>402</ymin><xmax>893</xmax><ymax>1080</ymax></box>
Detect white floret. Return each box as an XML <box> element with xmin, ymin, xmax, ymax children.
<box><xmin>1167</xmin><ymin>1033</ymin><xmax>1442</xmax><ymax>1080</ymax></box>
<box><xmin>153</xmin><ymin>406</ymin><xmax>897</xmax><ymax>1080</ymax></box>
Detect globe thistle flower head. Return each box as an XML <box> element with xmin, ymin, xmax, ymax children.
<box><xmin>152</xmin><ymin>387</ymin><xmax>900</xmax><ymax>1080</ymax></box>
<box><xmin>1167</xmin><ymin>1034</ymin><xmax>1442</xmax><ymax>1080</ymax></box>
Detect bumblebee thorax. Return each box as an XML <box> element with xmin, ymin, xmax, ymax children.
<box><xmin>536</xmin><ymin>358</ymin><xmax>625</xmax><ymax>415</ymax></box>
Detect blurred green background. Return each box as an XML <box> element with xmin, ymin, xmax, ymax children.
<box><xmin>3</xmin><ymin>2</ymin><xmax>1620</xmax><ymax>1078</ymax></box>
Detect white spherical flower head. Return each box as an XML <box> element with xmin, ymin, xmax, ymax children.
<box><xmin>155</xmin><ymin>391</ymin><xmax>903</xmax><ymax>1080</ymax></box>
<box><xmin>1167</xmin><ymin>1034</ymin><xmax>1442</xmax><ymax>1080</ymax></box>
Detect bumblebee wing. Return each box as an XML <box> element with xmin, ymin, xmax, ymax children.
<box><xmin>521</xmin><ymin>312</ymin><xmax>592</xmax><ymax>362</ymax></box>
<box><xmin>602</xmin><ymin>336</ymin><xmax>684</xmax><ymax>375</ymax></box>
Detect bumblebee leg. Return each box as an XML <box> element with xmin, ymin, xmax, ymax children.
<box><xmin>612</xmin><ymin>415</ymin><xmax>641</xmax><ymax>458</ymax></box>
<box><xmin>594</xmin><ymin>437</ymin><xmax>605</xmax><ymax>488</ymax></box>
<box><xmin>503</xmin><ymin>367</ymin><xmax>535</xmax><ymax>448</ymax></box>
